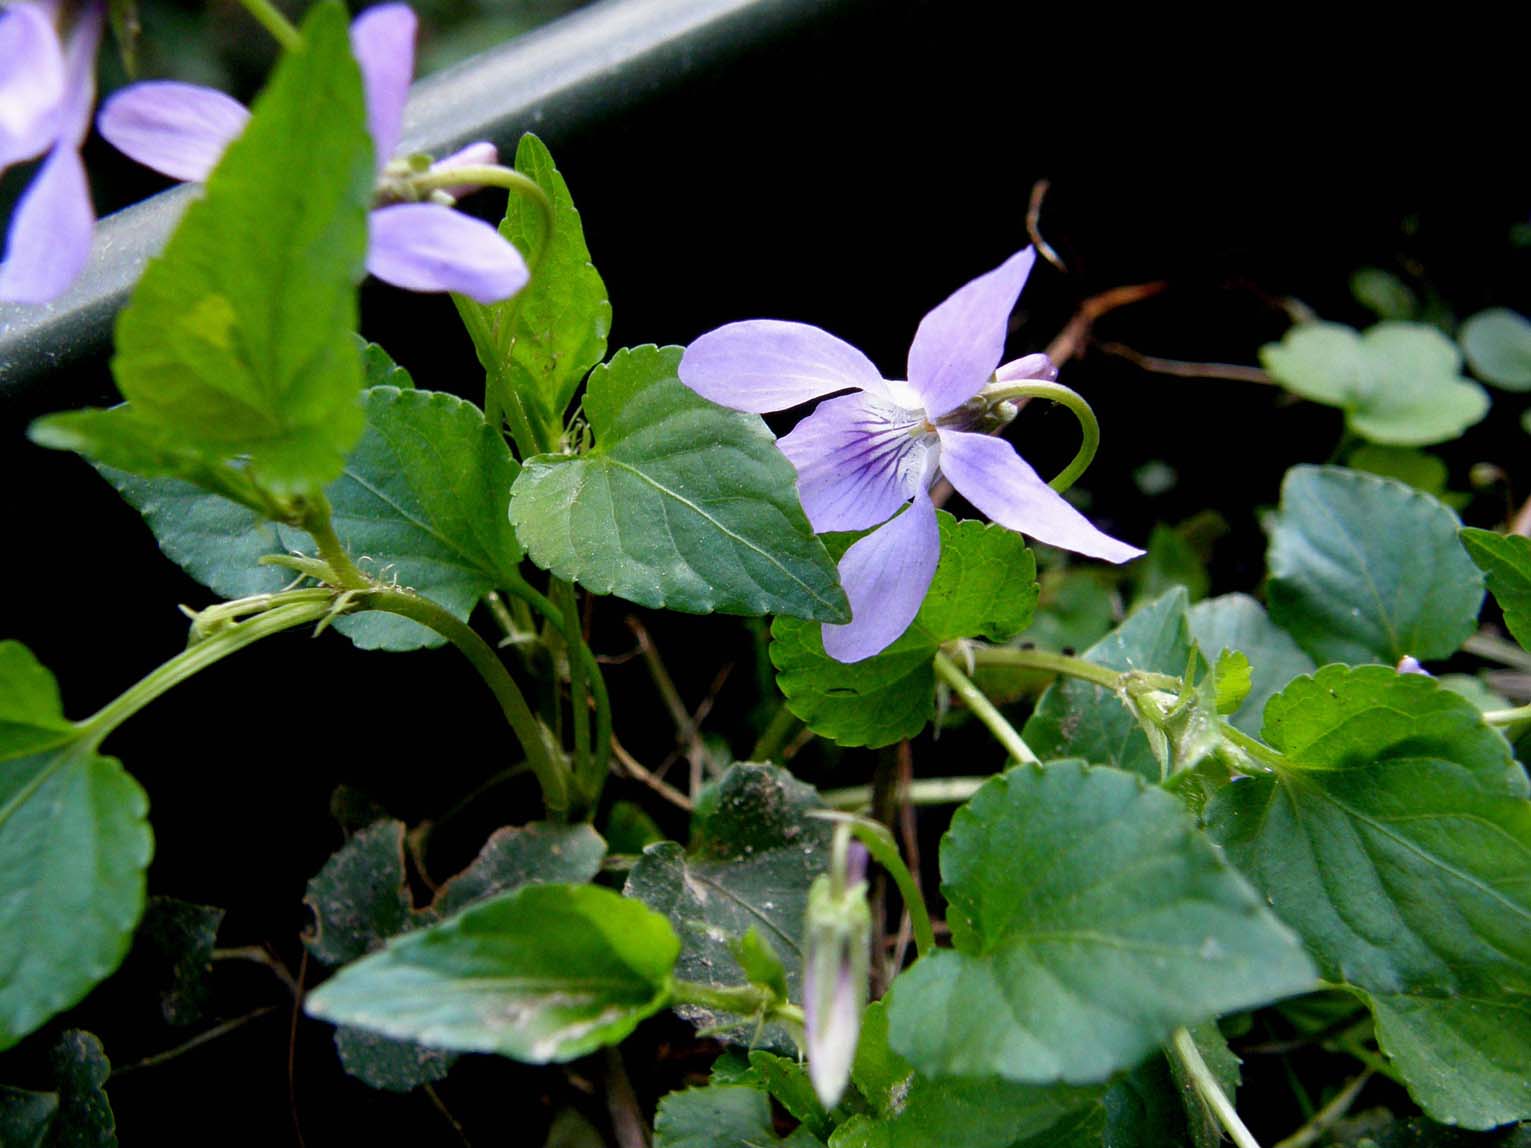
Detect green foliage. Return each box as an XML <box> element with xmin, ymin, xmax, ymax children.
<box><xmin>886</xmin><ymin>762</ymin><xmax>1314</xmax><ymax>1084</ymax></box>
<box><xmin>1266</xmin><ymin>466</ymin><xmax>1483</xmax><ymax>665</ymax></box>
<box><xmin>654</xmin><ymin>1085</ymin><xmax>826</xmax><ymax>1148</ymax></box>
<box><xmin>456</xmin><ymin>133</ymin><xmax>611</xmax><ymax>438</ymax></box>
<box><xmin>1104</xmin><ymin>1022</ymin><xmax>1240</xmax><ymax>1148</ymax></box>
<box><xmin>101</xmin><ymin>2</ymin><xmax>373</xmax><ymax>496</ymax></box>
<box><xmin>136</xmin><ymin>898</ymin><xmax>224</xmax><ymax>1026</ymax></box>
<box><xmin>1260</xmin><ymin>321</ymin><xmax>1489</xmax><ymax>445</ymax></box>
<box><xmin>2</xmin><ymin>1031</ymin><xmax>118</xmax><ymax>1148</ymax></box>
<box><xmin>305</xmin><ymin>883</ymin><xmax>679</xmax><ymax>1062</ymax></box>
<box><xmin>624</xmin><ymin>763</ymin><xmax>831</xmax><ymax>1048</ymax></box>
<box><xmin>1210</xmin><ymin>649</ymin><xmax>1252</xmax><ymax>715</ymax></box>
<box><xmin>1024</xmin><ymin>588</ymin><xmax>1198</xmax><ymax>780</ymax></box>
<box><xmin>1350</xmin><ymin>268</ymin><xmax>1420</xmax><ymax>321</ymax></box>
<box><xmin>1185</xmin><ymin>593</ymin><xmax>1315</xmax><ymax>735</ymax></box>
<box><xmin>771</xmin><ymin>515</ymin><xmax>1038</xmax><ymax>748</ymax></box>
<box><xmin>511</xmin><ymin>345</ymin><xmax>848</xmax><ymax>621</ymax></box>
<box><xmin>0</xmin><ymin>644</ymin><xmax>152</xmax><ymax>1051</ymax></box>
<box><xmin>1206</xmin><ymin>665</ymin><xmax>1531</xmax><ymax>1127</ymax></box>
<box><xmin>1345</xmin><ymin>444</ymin><xmax>1461</xmax><ymax>505</ymax></box>
<box><xmin>1460</xmin><ymin>527</ymin><xmax>1531</xmax><ymax>651</ymax></box>
<box><xmin>1460</xmin><ymin>307</ymin><xmax>1531</xmax><ymax>390</ymax></box>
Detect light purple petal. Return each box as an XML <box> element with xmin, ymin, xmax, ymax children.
<box><xmin>777</xmin><ymin>391</ymin><xmax>932</xmax><ymax>532</ymax></box>
<box><xmin>822</xmin><ymin>489</ymin><xmax>940</xmax><ymax>664</ymax></box>
<box><xmin>350</xmin><ymin>2</ymin><xmax>416</xmax><ymax>168</ymax></box>
<box><xmin>994</xmin><ymin>351</ymin><xmax>1058</xmax><ymax>383</ymax></box>
<box><xmin>54</xmin><ymin>0</ymin><xmax>101</xmax><ymax>147</ymax></box>
<box><xmin>366</xmin><ymin>203</ymin><xmax>528</xmax><ymax>303</ymax></box>
<box><xmin>937</xmin><ymin>428</ymin><xmax>1143</xmax><ymax>563</ymax></box>
<box><xmin>679</xmin><ymin>320</ymin><xmax>890</xmax><ymax>414</ymax></box>
<box><xmin>907</xmin><ymin>247</ymin><xmax>1037</xmax><ymax>418</ymax></box>
<box><xmin>0</xmin><ymin>4</ymin><xmax>65</xmax><ymax>169</ymax></box>
<box><xmin>97</xmin><ymin>81</ymin><xmax>249</xmax><ymax>181</ymax></box>
<box><xmin>0</xmin><ymin>143</ymin><xmax>93</xmax><ymax>303</ymax></box>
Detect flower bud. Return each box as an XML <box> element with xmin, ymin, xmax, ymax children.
<box><xmin>803</xmin><ymin>840</ymin><xmax>870</xmax><ymax>1108</ymax></box>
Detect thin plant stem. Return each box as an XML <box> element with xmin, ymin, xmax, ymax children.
<box><xmin>1171</xmin><ymin>1027</ymin><xmax>1262</xmax><ymax>1148</ymax></box>
<box><xmin>1464</xmin><ymin>630</ymin><xmax>1531</xmax><ymax>672</ymax></box>
<box><xmin>751</xmin><ymin>702</ymin><xmax>804</xmax><ymax>762</ymax></box>
<box><xmin>932</xmin><ymin>651</ymin><xmax>1040</xmax><ymax>765</ymax></box>
<box><xmin>360</xmin><ymin>588</ymin><xmax>570</xmax><ymax>817</ymax></box>
<box><xmin>237</xmin><ymin>0</ymin><xmax>301</xmax><ymax>51</ymax></box>
<box><xmin>298</xmin><ymin>493</ymin><xmax>370</xmax><ymax>590</ymax></box>
<box><xmin>1273</xmin><ymin>1069</ymin><xmax>1374</xmax><ymax>1148</ymax></box>
<box><xmin>553</xmin><ymin>580</ymin><xmax>591</xmax><ymax>794</ymax></box>
<box><xmin>1483</xmin><ymin>701</ymin><xmax>1531</xmax><ymax>726</ymax></box>
<box><xmin>670</xmin><ymin>980</ymin><xmax>804</xmax><ymax>1028</ymax></box>
<box><xmin>980</xmin><ymin>380</ymin><xmax>1099</xmax><ymax>493</ymax></box>
<box><xmin>411</xmin><ymin>165</ymin><xmax>552</xmax><ymax>234</ymax></box>
<box><xmin>819</xmin><ymin>776</ymin><xmax>990</xmax><ymax>810</ymax></box>
<box><xmin>967</xmin><ymin>644</ymin><xmax>1153</xmax><ymax>690</ymax></box>
<box><xmin>452</xmin><ymin>297</ymin><xmax>550</xmax><ymax>458</ymax></box>
<box><xmin>820</xmin><ymin>814</ymin><xmax>937</xmax><ymax>959</ymax></box>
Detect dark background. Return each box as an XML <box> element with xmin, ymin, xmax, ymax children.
<box><xmin>1</xmin><ymin>1</ymin><xmax>1526</xmax><ymax>1141</ymax></box>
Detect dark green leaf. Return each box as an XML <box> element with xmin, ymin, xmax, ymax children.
<box><xmin>654</xmin><ymin>1085</ymin><xmax>825</xmax><ymax>1148</ymax></box>
<box><xmin>771</xmin><ymin>515</ymin><xmax>1038</xmax><ymax>748</ymax></box>
<box><xmin>303</xmin><ymin>819</ymin><xmax>413</xmax><ymax>967</ymax></box>
<box><xmin>1186</xmin><ymin>593</ymin><xmax>1315</xmax><ymax>735</ymax></box>
<box><xmin>333</xmin><ymin>1025</ymin><xmax>456</xmax><ymax>1094</ymax></box>
<box><xmin>604</xmin><ymin>800</ymin><xmax>664</xmax><ymax>854</ymax></box>
<box><xmin>1461</xmin><ymin>308</ymin><xmax>1531</xmax><ymax>391</ymax></box>
<box><xmin>1024</xmin><ymin>588</ymin><xmax>1197</xmax><ymax>781</ymax></box>
<box><xmin>108</xmin><ymin>1</ymin><xmax>373</xmax><ymax>495</ymax></box>
<box><xmin>0</xmin><ymin>1085</ymin><xmax>57</xmax><ymax>1147</ymax></box>
<box><xmin>1205</xmin><ymin>665</ymin><xmax>1531</xmax><ymax>1127</ymax></box>
<box><xmin>0</xmin><ymin>644</ymin><xmax>152</xmax><ymax>1051</ymax></box>
<box><xmin>1260</xmin><ymin>322</ymin><xmax>1489</xmax><ymax>446</ymax></box>
<box><xmin>1461</xmin><ymin>528</ymin><xmax>1531</xmax><ymax>652</ymax></box>
<box><xmin>624</xmin><ymin>763</ymin><xmax>831</xmax><ymax>1048</ymax></box>
<box><xmin>427</xmin><ymin>822</ymin><xmax>606</xmax><ymax>920</ymax></box>
<box><xmin>886</xmin><ymin>762</ymin><xmax>1314</xmax><ymax>1083</ymax></box>
<box><xmin>136</xmin><ymin>897</ymin><xmax>224</xmax><ymax>1026</ymax></box>
<box><xmin>47</xmin><ymin>1030</ymin><xmax>117</xmax><ymax>1148</ymax></box>
<box><xmin>1266</xmin><ymin>466</ymin><xmax>1483</xmax><ymax>665</ymax></box>
<box><xmin>512</xmin><ymin>346</ymin><xmax>846</xmax><ymax>620</ymax></box>
<box><xmin>456</xmin><ymin>134</ymin><xmax>610</xmax><ymax>436</ymax></box>
<box><xmin>305</xmin><ymin>883</ymin><xmax>679</xmax><ymax>1062</ymax></box>
<box><xmin>747</xmin><ymin>1050</ymin><xmax>835</xmax><ymax>1142</ymax></box>
<box><xmin>1350</xmin><ymin>269</ymin><xmax>1419</xmax><ymax>321</ymax></box>
<box><xmin>1345</xmin><ymin>444</ymin><xmax>1454</xmax><ymax>501</ymax></box>
<box><xmin>1130</xmin><ymin>523</ymin><xmax>1210</xmax><ymax>607</ymax></box>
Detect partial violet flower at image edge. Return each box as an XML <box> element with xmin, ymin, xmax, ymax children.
<box><xmin>94</xmin><ymin>2</ymin><xmax>526</xmax><ymax>304</ymax></box>
<box><xmin>0</xmin><ymin>1</ymin><xmax>104</xmax><ymax>304</ymax></box>
<box><xmin>678</xmin><ymin>246</ymin><xmax>1143</xmax><ymax>664</ymax></box>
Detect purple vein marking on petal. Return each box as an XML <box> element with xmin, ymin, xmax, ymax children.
<box><xmin>778</xmin><ymin>392</ymin><xmax>930</xmax><ymax>532</ymax></box>
<box><xmin>937</xmin><ymin>428</ymin><xmax>1143</xmax><ymax>563</ymax></box>
<box><xmin>0</xmin><ymin>4</ymin><xmax>66</xmax><ymax>169</ymax></box>
<box><xmin>97</xmin><ymin>82</ymin><xmax>249</xmax><ymax>181</ymax></box>
<box><xmin>0</xmin><ymin>144</ymin><xmax>92</xmax><ymax>303</ymax></box>
<box><xmin>366</xmin><ymin>202</ymin><xmax>528</xmax><ymax>303</ymax></box>
<box><xmin>907</xmin><ymin>246</ymin><xmax>1037</xmax><ymax>419</ymax></box>
<box><xmin>350</xmin><ymin>1</ymin><xmax>416</xmax><ymax>168</ymax></box>
<box><xmin>678</xmin><ymin>319</ymin><xmax>889</xmax><ymax>414</ymax></box>
<box><xmin>822</xmin><ymin>486</ymin><xmax>941</xmax><ymax>664</ymax></box>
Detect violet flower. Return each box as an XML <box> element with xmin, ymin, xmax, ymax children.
<box><xmin>679</xmin><ymin>247</ymin><xmax>1143</xmax><ymax>663</ymax></box>
<box><xmin>95</xmin><ymin>3</ymin><xmax>526</xmax><ymax>304</ymax></box>
<box><xmin>0</xmin><ymin>0</ymin><xmax>102</xmax><ymax>303</ymax></box>
<box><xmin>802</xmin><ymin>840</ymin><xmax>870</xmax><ymax>1108</ymax></box>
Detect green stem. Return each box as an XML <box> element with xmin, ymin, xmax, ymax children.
<box><xmin>552</xmin><ymin>580</ymin><xmax>592</xmax><ymax>799</ymax></box>
<box><xmin>966</xmin><ymin>644</ymin><xmax>1127</xmax><ymax>690</ymax></box>
<box><xmin>359</xmin><ymin>588</ymin><xmax>571</xmax><ymax>817</ymax></box>
<box><xmin>452</xmin><ymin>297</ymin><xmax>549</xmax><ymax>458</ymax></box>
<box><xmin>412</xmin><ymin>165</ymin><xmax>553</xmax><ymax>234</ymax></box>
<box><xmin>980</xmin><ymin>380</ymin><xmax>1100</xmax><ymax>493</ymax></box>
<box><xmin>820</xmin><ymin>776</ymin><xmax>989</xmax><ymax>810</ymax></box>
<box><xmin>670</xmin><ymin>980</ymin><xmax>804</xmax><ymax>1028</ymax></box>
<box><xmin>81</xmin><ymin>598</ymin><xmax>332</xmax><ymax>740</ymax></box>
<box><xmin>1170</xmin><ymin>1027</ymin><xmax>1262</xmax><ymax>1148</ymax></box>
<box><xmin>751</xmin><ymin>702</ymin><xmax>803</xmax><ymax>763</ymax></box>
<box><xmin>1272</xmin><ymin>1069</ymin><xmax>1373</xmax><ymax>1148</ymax></box>
<box><xmin>933</xmin><ymin>652</ymin><xmax>1040</xmax><ymax>764</ymax></box>
<box><xmin>823</xmin><ymin>814</ymin><xmax>936</xmax><ymax>959</ymax></box>
<box><xmin>1483</xmin><ymin>701</ymin><xmax>1531</xmax><ymax>727</ymax></box>
<box><xmin>1218</xmin><ymin>721</ymin><xmax>1292</xmax><ymax>773</ymax></box>
<box><xmin>298</xmin><ymin>493</ymin><xmax>370</xmax><ymax>590</ymax></box>
<box><xmin>236</xmin><ymin>0</ymin><xmax>301</xmax><ymax>51</ymax></box>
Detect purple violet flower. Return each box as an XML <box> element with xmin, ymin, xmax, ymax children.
<box><xmin>95</xmin><ymin>3</ymin><xmax>527</xmax><ymax>304</ymax></box>
<box><xmin>0</xmin><ymin>0</ymin><xmax>102</xmax><ymax>303</ymax></box>
<box><xmin>679</xmin><ymin>247</ymin><xmax>1144</xmax><ymax>663</ymax></box>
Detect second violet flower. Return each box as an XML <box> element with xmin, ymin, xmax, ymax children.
<box><xmin>679</xmin><ymin>247</ymin><xmax>1143</xmax><ymax>664</ymax></box>
<box><xmin>95</xmin><ymin>3</ymin><xmax>526</xmax><ymax>304</ymax></box>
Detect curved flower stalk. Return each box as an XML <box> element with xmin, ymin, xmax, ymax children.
<box><xmin>96</xmin><ymin>3</ymin><xmax>527</xmax><ymax>304</ymax></box>
<box><xmin>0</xmin><ymin>0</ymin><xmax>103</xmax><ymax>303</ymax></box>
<box><xmin>679</xmin><ymin>246</ymin><xmax>1143</xmax><ymax>662</ymax></box>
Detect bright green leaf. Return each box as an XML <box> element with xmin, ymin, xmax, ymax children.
<box><xmin>1024</xmin><ymin>588</ymin><xmax>1197</xmax><ymax>781</ymax></box>
<box><xmin>1211</xmin><ymin>650</ymin><xmax>1252</xmax><ymax>715</ymax></box>
<box><xmin>360</xmin><ymin>338</ymin><xmax>414</xmax><ymax>390</ymax></box>
<box><xmin>1186</xmin><ymin>594</ymin><xmax>1315</xmax><ymax>735</ymax></box>
<box><xmin>747</xmin><ymin>1050</ymin><xmax>836</xmax><ymax>1142</ymax></box>
<box><xmin>1345</xmin><ymin>444</ymin><xmax>1453</xmax><ymax>500</ymax></box>
<box><xmin>511</xmin><ymin>345</ymin><xmax>847</xmax><ymax>621</ymax></box>
<box><xmin>624</xmin><ymin>763</ymin><xmax>831</xmax><ymax>1048</ymax></box>
<box><xmin>456</xmin><ymin>133</ymin><xmax>610</xmax><ymax>437</ymax></box>
<box><xmin>304</xmin><ymin>883</ymin><xmax>679</xmax><ymax>1062</ymax></box>
<box><xmin>886</xmin><ymin>762</ymin><xmax>1315</xmax><ymax>1084</ymax></box>
<box><xmin>0</xmin><ymin>645</ymin><xmax>152</xmax><ymax>1051</ymax></box>
<box><xmin>771</xmin><ymin>515</ymin><xmax>1038</xmax><ymax>748</ymax></box>
<box><xmin>108</xmin><ymin>2</ymin><xmax>373</xmax><ymax>495</ymax></box>
<box><xmin>1461</xmin><ymin>308</ymin><xmax>1531</xmax><ymax>391</ymax></box>
<box><xmin>1266</xmin><ymin>466</ymin><xmax>1483</xmax><ymax>665</ymax></box>
<box><xmin>1260</xmin><ymin>321</ymin><xmax>1489</xmax><ymax>445</ymax></box>
<box><xmin>654</xmin><ymin>1085</ymin><xmax>825</xmax><ymax>1148</ymax></box>
<box><xmin>1460</xmin><ymin>528</ymin><xmax>1531</xmax><ymax>652</ymax></box>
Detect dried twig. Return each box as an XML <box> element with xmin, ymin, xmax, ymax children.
<box><xmin>1045</xmin><ymin>281</ymin><xmax>1168</xmax><ymax>366</ymax></box>
<box><xmin>113</xmin><ymin>1007</ymin><xmax>280</xmax><ymax>1075</ymax></box>
<box><xmin>1026</xmin><ymin>179</ymin><xmax>1067</xmax><ymax>273</ymax></box>
<box><xmin>1096</xmin><ymin>341</ymin><xmax>1275</xmax><ymax>385</ymax></box>
<box><xmin>611</xmin><ymin>735</ymin><xmax>695</xmax><ymax>812</ymax></box>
